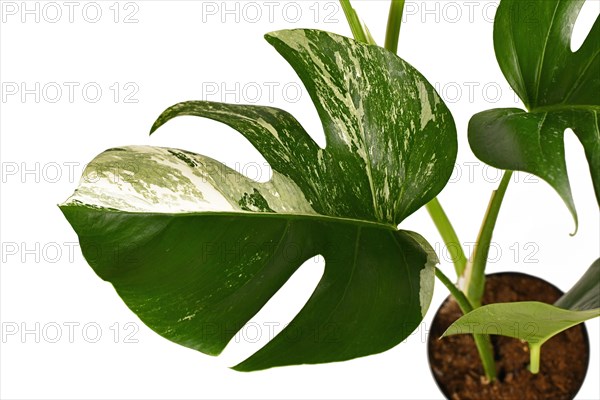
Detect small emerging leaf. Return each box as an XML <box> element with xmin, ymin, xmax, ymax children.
<box><xmin>443</xmin><ymin>259</ymin><xmax>600</xmax><ymax>373</ymax></box>
<box><xmin>443</xmin><ymin>302</ymin><xmax>598</xmax><ymax>346</ymax></box>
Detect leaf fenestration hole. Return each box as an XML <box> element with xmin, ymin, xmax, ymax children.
<box><xmin>570</xmin><ymin>0</ymin><xmax>599</xmax><ymax>53</ymax></box>
<box><xmin>216</xmin><ymin>255</ymin><xmax>325</xmax><ymax>367</ymax></box>
<box><xmin>149</xmin><ymin>116</ymin><xmax>273</xmax><ymax>183</ymax></box>
<box><xmin>563</xmin><ymin>128</ymin><xmax>595</xmax><ymax>230</ymax></box>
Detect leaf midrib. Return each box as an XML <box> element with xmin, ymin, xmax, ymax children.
<box><xmin>530</xmin><ymin>104</ymin><xmax>600</xmax><ymax>113</ymax></box>
<box><xmin>562</xmin><ymin>47</ymin><xmax>600</xmax><ymax>104</ymax></box>
<box><xmin>62</xmin><ymin>204</ymin><xmax>399</xmax><ymax>232</ymax></box>
<box><xmin>533</xmin><ymin>1</ymin><xmax>561</xmax><ymax>106</ymax></box>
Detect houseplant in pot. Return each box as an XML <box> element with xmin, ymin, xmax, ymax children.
<box><xmin>426</xmin><ymin>0</ymin><xmax>600</xmax><ymax>397</ymax></box>
<box><xmin>59</xmin><ymin>0</ymin><xmax>599</xmax><ymax>398</ymax></box>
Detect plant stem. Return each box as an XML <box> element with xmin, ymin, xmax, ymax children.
<box><xmin>427</xmin><ymin>199</ymin><xmax>468</xmax><ymax>277</ymax></box>
<box><xmin>434</xmin><ymin>267</ymin><xmax>472</xmax><ymax>313</ymax></box>
<box><xmin>435</xmin><ymin>267</ymin><xmax>497</xmax><ymax>381</ymax></box>
<box><xmin>473</xmin><ymin>334</ymin><xmax>497</xmax><ymax>382</ymax></box>
<box><xmin>384</xmin><ymin>0</ymin><xmax>405</xmax><ymax>54</ymax></box>
<box><xmin>462</xmin><ymin>171</ymin><xmax>513</xmax><ymax>307</ymax></box>
<box><xmin>339</xmin><ymin>0</ymin><xmax>376</xmax><ymax>45</ymax></box>
<box><xmin>529</xmin><ymin>344</ymin><xmax>541</xmax><ymax>374</ymax></box>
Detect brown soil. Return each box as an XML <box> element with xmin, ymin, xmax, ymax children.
<box><xmin>428</xmin><ymin>273</ymin><xmax>590</xmax><ymax>400</ymax></box>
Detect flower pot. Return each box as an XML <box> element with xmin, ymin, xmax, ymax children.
<box><xmin>427</xmin><ymin>272</ymin><xmax>590</xmax><ymax>400</ymax></box>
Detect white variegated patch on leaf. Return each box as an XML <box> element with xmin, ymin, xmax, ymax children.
<box><xmin>65</xmin><ymin>146</ymin><xmax>318</xmax><ymax>215</ymax></box>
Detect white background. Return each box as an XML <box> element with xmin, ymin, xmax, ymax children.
<box><xmin>1</xmin><ymin>0</ymin><xmax>599</xmax><ymax>398</ymax></box>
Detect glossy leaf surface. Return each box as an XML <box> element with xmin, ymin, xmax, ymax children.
<box><xmin>61</xmin><ymin>29</ymin><xmax>457</xmax><ymax>370</ymax></box>
<box><xmin>469</xmin><ymin>0</ymin><xmax>600</xmax><ymax>226</ymax></box>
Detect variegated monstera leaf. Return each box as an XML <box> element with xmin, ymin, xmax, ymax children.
<box><xmin>61</xmin><ymin>29</ymin><xmax>457</xmax><ymax>371</ymax></box>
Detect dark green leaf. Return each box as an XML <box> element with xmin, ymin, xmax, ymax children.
<box><xmin>469</xmin><ymin>0</ymin><xmax>600</xmax><ymax>227</ymax></box>
<box><xmin>555</xmin><ymin>258</ymin><xmax>600</xmax><ymax>311</ymax></box>
<box><xmin>61</xmin><ymin>29</ymin><xmax>456</xmax><ymax>370</ymax></box>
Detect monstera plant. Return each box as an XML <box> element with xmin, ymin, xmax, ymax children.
<box><xmin>61</xmin><ymin>0</ymin><xmax>599</xmax><ymax>397</ymax></box>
